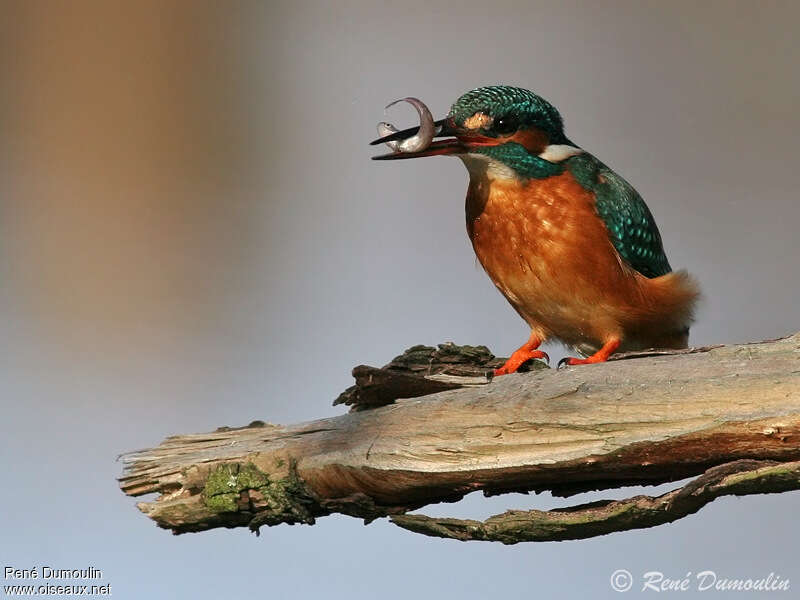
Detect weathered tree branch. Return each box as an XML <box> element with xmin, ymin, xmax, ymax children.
<box><xmin>119</xmin><ymin>333</ymin><xmax>800</xmax><ymax>542</ymax></box>
<box><xmin>391</xmin><ymin>459</ymin><xmax>800</xmax><ymax>543</ymax></box>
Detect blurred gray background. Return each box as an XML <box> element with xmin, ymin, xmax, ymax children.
<box><xmin>1</xmin><ymin>1</ymin><xmax>798</xmax><ymax>598</ymax></box>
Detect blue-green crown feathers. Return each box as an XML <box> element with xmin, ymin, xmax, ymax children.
<box><xmin>449</xmin><ymin>85</ymin><xmax>568</xmax><ymax>144</ymax></box>
<box><xmin>448</xmin><ymin>86</ymin><xmax>569</xmax><ymax>179</ymax></box>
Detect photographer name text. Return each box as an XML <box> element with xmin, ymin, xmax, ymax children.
<box><xmin>5</xmin><ymin>568</ymin><xmax>102</xmax><ymax>581</ymax></box>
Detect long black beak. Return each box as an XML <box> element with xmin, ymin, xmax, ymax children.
<box><xmin>371</xmin><ymin>119</ymin><xmax>465</xmax><ymax>160</ymax></box>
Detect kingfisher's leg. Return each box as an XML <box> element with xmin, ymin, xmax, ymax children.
<box><xmin>494</xmin><ymin>332</ymin><xmax>549</xmax><ymax>376</ymax></box>
<box><xmin>558</xmin><ymin>338</ymin><xmax>621</xmax><ymax>368</ymax></box>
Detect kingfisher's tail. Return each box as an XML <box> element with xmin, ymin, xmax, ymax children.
<box><xmin>650</xmin><ymin>269</ymin><xmax>701</xmax><ymax>329</ymax></box>
<box><xmin>623</xmin><ymin>269</ymin><xmax>701</xmax><ymax>350</ymax></box>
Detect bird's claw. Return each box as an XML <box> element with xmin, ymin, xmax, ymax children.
<box><xmin>540</xmin><ymin>351</ymin><xmax>550</xmax><ymax>365</ymax></box>
<box><xmin>557</xmin><ymin>357</ymin><xmax>573</xmax><ymax>370</ymax></box>
<box><xmin>493</xmin><ymin>350</ymin><xmax>549</xmax><ymax>377</ymax></box>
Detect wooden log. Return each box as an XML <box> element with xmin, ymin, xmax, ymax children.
<box><xmin>118</xmin><ymin>333</ymin><xmax>800</xmax><ymax>540</ymax></box>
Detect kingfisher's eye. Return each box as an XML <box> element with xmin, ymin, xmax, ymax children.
<box><xmin>494</xmin><ymin>115</ymin><xmax>518</xmax><ymax>135</ymax></box>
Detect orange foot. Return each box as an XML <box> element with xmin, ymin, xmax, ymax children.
<box><xmin>557</xmin><ymin>338</ymin><xmax>620</xmax><ymax>369</ymax></box>
<box><xmin>494</xmin><ymin>335</ymin><xmax>549</xmax><ymax>376</ymax></box>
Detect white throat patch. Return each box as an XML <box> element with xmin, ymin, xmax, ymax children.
<box><xmin>458</xmin><ymin>153</ymin><xmax>517</xmax><ymax>181</ymax></box>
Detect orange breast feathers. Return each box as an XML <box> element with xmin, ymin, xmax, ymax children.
<box><xmin>465</xmin><ymin>171</ymin><xmax>697</xmax><ymax>351</ymax></box>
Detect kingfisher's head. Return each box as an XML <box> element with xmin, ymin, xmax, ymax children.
<box><xmin>372</xmin><ymin>85</ymin><xmax>583</xmax><ymax>180</ymax></box>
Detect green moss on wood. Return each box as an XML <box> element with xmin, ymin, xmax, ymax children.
<box><xmin>203</xmin><ymin>462</ymin><xmax>270</xmax><ymax>513</ymax></box>
<box><xmin>201</xmin><ymin>460</ymin><xmax>320</xmax><ymax>531</ymax></box>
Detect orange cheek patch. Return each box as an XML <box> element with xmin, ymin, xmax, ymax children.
<box><xmin>507</xmin><ymin>128</ymin><xmax>549</xmax><ymax>154</ymax></box>
<box><xmin>464</xmin><ymin>112</ymin><xmax>493</xmax><ymax>130</ymax></box>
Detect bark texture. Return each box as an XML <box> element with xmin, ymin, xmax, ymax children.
<box><xmin>334</xmin><ymin>342</ymin><xmax>544</xmax><ymax>410</ymax></box>
<box><xmin>119</xmin><ymin>333</ymin><xmax>800</xmax><ymax>541</ymax></box>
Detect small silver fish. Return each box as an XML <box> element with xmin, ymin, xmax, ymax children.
<box><xmin>376</xmin><ymin>97</ymin><xmax>436</xmax><ymax>153</ymax></box>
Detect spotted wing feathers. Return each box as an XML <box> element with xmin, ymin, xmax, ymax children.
<box><xmin>567</xmin><ymin>153</ymin><xmax>672</xmax><ymax>278</ymax></box>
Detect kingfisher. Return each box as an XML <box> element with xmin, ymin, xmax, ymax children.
<box><xmin>371</xmin><ymin>85</ymin><xmax>699</xmax><ymax>374</ymax></box>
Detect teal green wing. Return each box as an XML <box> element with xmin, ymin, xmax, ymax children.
<box><xmin>567</xmin><ymin>152</ymin><xmax>672</xmax><ymax>278</ymax></box>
